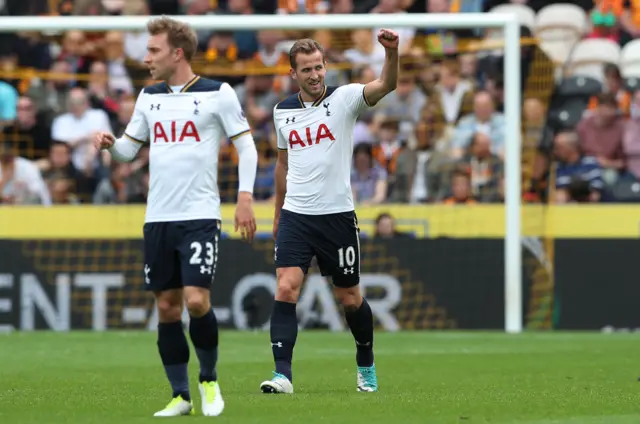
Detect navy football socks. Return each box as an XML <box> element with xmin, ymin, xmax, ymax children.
<box><xmin>158</xmin><ymin>320</ymin><xmax>191</xmax><ymax>400</ymax></box>
<box><xmin>270</xmin><ymin>300</ymin><xmax>298</xmax><ymax>382</ymax></box>
<box><xmin>344</xmin><ymin>298</ymin><xmax>375</xmax><ymax>367</ymax></box>
<box><xmin>189</xmin><ymin>308</ymin><xmax>219</xmax><ymax>383</ymax></box>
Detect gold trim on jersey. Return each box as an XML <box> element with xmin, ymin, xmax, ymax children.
<box><xmin>229</xmin><ymin>129</ymin><xmax>251</xmax><ymax>141</ymax></box>
<box><xmin>165</xmin><ymin>75</ymin><xmax>201</xmax><ymax>93</ymax></box>
<box><xmin>124</xmin><ymin>133</ymin><xmax>146</xmax><ymax>144</ymax></box>
<box><xmin>181</xmin><ymin>75</ymin><xmax>201</xmax><ymax>92</ymax></box>
<box><xmin>297</xmin><ymin>85</ymin><xmax>328</xmax><ymax>108</ymax></box>
<box><xmin>311</xmin><ymin>86</ymin><xmax>328</xmax><ymax>107</ymax></box>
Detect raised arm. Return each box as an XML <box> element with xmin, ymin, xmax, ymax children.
<box><xmin>363</xmin><ymin>29</ymin><xmax>399</xmax><ymax>107</ymax></box>
<box><xmin>96</xmin><ymin>92</ymin><xmax>149</xmax><ymax>162</ymax></box>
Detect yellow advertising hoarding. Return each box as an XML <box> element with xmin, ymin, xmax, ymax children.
<box><xmin>0</xmin><ymin>204</ymin><xmax>639</xmax><ymax>239</ymax></box>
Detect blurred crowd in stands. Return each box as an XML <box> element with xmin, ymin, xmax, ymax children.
<box><xmin>2</xmin><ymin>0</ymin><xmax>640</xmax><ymax>206</ymax></box>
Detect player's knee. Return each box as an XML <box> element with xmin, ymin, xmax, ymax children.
<box><xmin>275</xmin><ymin>268</ymin><xmax>304</xmax><ymax>303</ymax></box>
<box><xmin>335</xmin><ymin>286</ymin><xmax>362</xmax><ymax>312</ymax></box>
<box><xmin>157</xmin><ymin>298</ymin><xmax>182</xmax><ymax>322</ymax></box>
<box><xmin>185</xmin><ymin>295</ymin><xmax>210</xmax><ymax>317</ymax></box>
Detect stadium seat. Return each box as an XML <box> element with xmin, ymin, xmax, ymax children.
<box><xmin>488</xmin><ymin>4</ymin><xmax>536</xmax><ymax>30</ymax></box>
<box><xmin>535</xmin><ymin>4</ymin><xmax>588</xmax><ymax>65</ymax></box>
<box><xmin>567</xmin><ymin>39</ymin><xmax>621</xmax><ymax>82</ymax></box>
<box><xmin>620</xmin><ymin>39</ymin><xmax>640</xmax><ymax>77</ymax></box>
<box><xmin>624</xmin><ymin>76</ymin><xmax>640</xmax><ymax>92</ymax></box>
<box><xmin>548</xmin><ymin>98</ymin><xmax>588</xmax><ymax>131</ymax></box>
<box><xmin>547</xmin><ymin>76</ymin><xmax>600</xmax><ymax>123</ymax></box>
<box><xmin>555</xmin><ymin>75</ymin><xmax>602</xmax><ymax>98</ymax></box>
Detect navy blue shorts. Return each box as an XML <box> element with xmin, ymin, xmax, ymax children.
<box><xmin>142</xmin><ymin>219</ymin><xmax>220</xmax><ymax>292</ymax></box>
<box><xmin>275</xmin><ymin>209</ymin><xmax>360</xmax><ymax>288</ymax></box>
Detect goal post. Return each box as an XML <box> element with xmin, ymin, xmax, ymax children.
<box><xmin>0</xmin><ymin>13</ymin><xmax>523</xmax><ymax>333</ymax></box>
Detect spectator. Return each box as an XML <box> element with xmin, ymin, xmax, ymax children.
<box><xmin>373</xmin><ymin>117</ymin><xmax>403</xmax><ymax>175</ymax></box>
<box><xmin>373</xmin><ymin>212</ymin><xmax>411</xmax><ymax>239</ymax></box>
<box><xmin>48</xmin><ymin>173</ymin><xmax>81</xmax><ymax>204</ymax></box>
<box><xmin>93</xmin><ymin>161</ymin><xmax>130</xmax><ymax>204</ymax></box>
<box><xmin>351</xmin><ymin>143</ymin><xmax>388</xmax><ymax>205</ymax></box>
<box><xmin>620</xmin><ymin>0</ymin><xmax>640</xmax><ymax>41</ymax></box>
<box><xmin>576</xmin><ymin>92</ymin><xmax>625</xmax><ymax>184</ymax></box>
<box><xmin>370</xmin><ymin>0</ymin><xmax>416</xmax><ymax>55</ymax></box>
<box><xmin>587</xmin><ymin>64</ymin><xmax>630</xmax><ymax>116</ymax></box>
<box><xmin>0</xmin><ymin>141</ymin><xmax>51</xmax><ymax>205</ymax></box>
<box><xmin>86</xmin><ymin>61</ymin><xmax>120</xmax><ymax>120</ymax></box>
<box><xmin>392</xmin><ymin>111</ymin><xmax>450</xmax><ymax>203</ymax></box>
<box><xmin>204</xmin><ymin>31</ymin><xmax>248</xmax><ymax>86</ymax></box>
<box><xmin>40</xmin><ymin>141</ymin><xmax>93</xmax><ymax>202</ymax></box>
<box><xmin>344</xmin><ymin>29</ymin><xmax>386</xmax><ymax>75</ymax></box>
<box><xmin>0</xmin><ymin>79</ymin><xmax>18</xmax><ymax>129</ymax></box>
<box><xmin>126</xmin><ymin>165</ymin><xmax>149</xmax><ymax>203</ymax></box>
<box><xmin>51</xmin><ymin>87</ymin><xmax>113</xmax><ymax>175</ymax></box>
<box><xmin>373</xmin><ymin>73</ymin><xmax>426</xmax><ymax>142</ymax></box>
<box><xmin>27</xmin><ymin>60</ymin><xmax>73</xmax><ymax>121</ymax></box>
<box><xmin>2</xmin><ymin>96</ymin><xmax>51</xmax><ymax>160</ymax></box>
<box><xmin>458</xmin><ymin>132</ymin><xmax>503</xmax><ymax>202</ymax></box>
<box><xmin>553</xmin><ymin>131</ymin><xmax>604</xmax><ymax>204</ymax></box>
<box><xmin>102</xmin><ymin>31</ymin><xmax>134</xmax><ymax>97</ymax></box>
<box><xmin>226</xmin><ymin>0</ymin><xmax>259</xmax><ymax>56</ymax></box>
<box><xmin>123</xmin><ymin>1</ymin><xmax>150</xmax><ymax>63</ymax></box>
<box><xmin>235</xmin><ymin>74</ymin><xmax>281</xmax><ymax>128</ymax></box>
<box><xmin>451</xmin><ymin>90</ymin><xmax>505</xmax><ymax>159</ymax></box>
<box><xmin>442</xmin><ymin>169</ymin><xmax>477</xmax><ymax>204</ymax></box>
<box><xmin>123</xmin><ymin>145</ymin><xmax>150</xmax><ymax>201</ymax></box>
<box><xmin>430</xmin><ymin>58</ymin><xmax>474</xmax><ymax>125</ymax></box>
<box><xmin>622</xmin><ymin>90</ymin><xmax>640</xmax><ymax>182</ymax></box>
<box><xmin>588</xmin><ymin>0</ymin><xmax>621</xmax><ymax>42</ymax></box>
<box><xmin>58</xmin><ymin>30</ymin><xmax>94</xmax><ymax>79</ymax></box>
<box><xmin>111</xmin><ymin>96</ymin><xmax>135</xmax><ymax>137</ymax></box>
<box><xmin>254</xmin><ymin>136</ymin><xmax>277</xmax><ymax>201</ymax></box>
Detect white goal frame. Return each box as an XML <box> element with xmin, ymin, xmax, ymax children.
<box><xmin>0</xmin><ymin>13</ymin><xmax>522</xmax><ymax>333</ymax></box>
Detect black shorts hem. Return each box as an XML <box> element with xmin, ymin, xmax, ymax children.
<box><xmin>331</xmin><ymin>276</ymin><xmax>360</xmax><ymax>289</ymax></box>
<box><xmin>275</xmin><ymin>263</ymin><xmax>309</xmax><ymax>274</ymax></box>
<box><xmin>143</xmin><ymin>280</ymin><xmax>212</xmax><ymax>292</ymax></box>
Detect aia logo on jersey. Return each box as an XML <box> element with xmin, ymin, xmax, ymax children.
<box><xmin>153</xmin><ymin>120</ymin><xmax>201</xmax><ymax>143</ymax></box>
<box><xmin>288</xmin><ymin>123</ymin><xmax>335</xmax><ymax>149</ymax></box>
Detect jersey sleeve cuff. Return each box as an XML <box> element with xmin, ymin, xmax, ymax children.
<box><xmin>230</xmin><ymin>129</ymin><xmax>251</xmax><ymax>141</ymax></box>
<box><xmin>362</xmin><ymin>85</ymin><xmax>372</xmax><ymax>107</ymax></box>
<box><xmin>124</xmin><ymin>133</ymin><xmax>146</xmax><ymax>144</ymax></box>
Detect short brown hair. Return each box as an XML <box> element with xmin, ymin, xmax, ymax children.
<box><xmin>289</xmin><ymin>38</ymin><xmax>325</xmax><ymax>69</ymax></box>
<box><xmin>147</xmin><ymin>16</ymin><xmax>198</xmax><ymax>61</ymax></box>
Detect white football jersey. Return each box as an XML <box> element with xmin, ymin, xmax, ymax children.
<box><xmin>274</xmin><ymin>84</ymin><xmax>371</xmax><ymax>215</ymax></box>
<box><xmin>123</xmin><ymin>76</ymin><xmax>250</xmax><ymax>223</ymax></box>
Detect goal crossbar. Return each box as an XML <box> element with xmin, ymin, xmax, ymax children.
<box><xmin>0</xmin><ymin>13</ymin><xmax>522</xmax><ymax>333</ymax></box>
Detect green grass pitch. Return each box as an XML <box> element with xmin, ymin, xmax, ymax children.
<box><xmin>1</xmin><ymin>331</ymin><xmax>638</xmax><ymax>423</ymax></box>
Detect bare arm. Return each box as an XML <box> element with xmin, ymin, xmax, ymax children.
<box><xmin>274</xmin><ymin>149</ymin><xmax>288</xmax><ymax>221</ymax></box>
<box><xmin>363</xmin><ymin>29</ymin><xmax>399</xmax><ymax>107</ymax></box>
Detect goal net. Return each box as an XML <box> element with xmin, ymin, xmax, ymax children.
<box><xmin>0</xmin><ymin>13</ymin><xmax>552</xmax><ymax>333</ymax></box>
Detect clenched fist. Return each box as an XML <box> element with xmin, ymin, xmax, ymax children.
<box><xmin>377</xmin><ymin>29</ymin><xmax>399</xmax><ymax>50</ymax></box>
<box><xmin>94</xmin><ymin>132</ymin><xmax>116</xmax><ymax>151</ymax></box>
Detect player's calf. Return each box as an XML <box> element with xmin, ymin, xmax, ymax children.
<box><xmin>335</xmin><ymin>285</ymin><xmax>378</xmax><ymax>392</ymax></box>
<box><xmin>261</xmin><ymin>267</ymin><xmax>303</xmax><ymax>391</ymax></box>
<box><xmin>155</xmin><ymin>290</ymin><xmax>193</xmax><ymax>412</ymax></box>
<box><xmin>184</xmin><ymin>287</ymin><xmax>225</xmax><ymax>416</ymax></box>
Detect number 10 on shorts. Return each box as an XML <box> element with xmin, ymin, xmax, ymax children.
<box><xmin>338</xmin><ymin>246</ymin><xmax>357</xmax><ymax>275</ymax></box>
